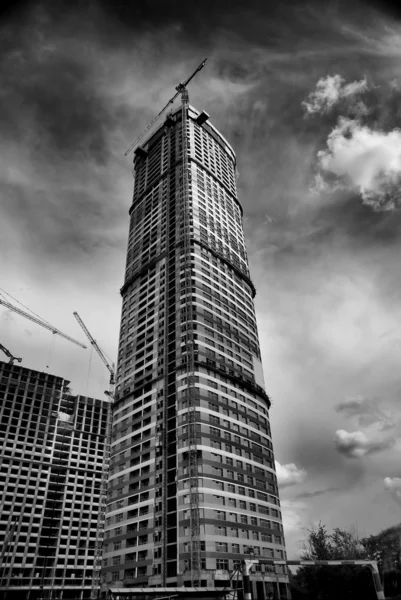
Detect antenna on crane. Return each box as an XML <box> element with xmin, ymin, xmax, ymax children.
<box><xmin>0</xmin><ymin>342</ymin><xmax>22</xmax><ymax>365</ymax></box>
<box><xmin>124</xmin><ymin>58</ymin><xmax>207</xmax><ymax>157</ymax></box>
<box><xmin>73</xmin><ymin>311</ymin><xmax>115</xmax><ymax>600</ymax></box>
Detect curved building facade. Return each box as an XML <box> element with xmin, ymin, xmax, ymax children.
<box><xmin>102</xmin><ymin>104</ymin><xmax>288</xmax><ymax>599</ymax></box>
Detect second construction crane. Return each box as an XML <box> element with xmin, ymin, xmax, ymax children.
<box><xmin>0</xmin><ymin>342</ymin><xmax>22</xmax><ymax>365</ymax></box>
<box><xmin>73</xmin><ymin>312</ymin><xmax>115</xmax><ymax>600</ymax></box>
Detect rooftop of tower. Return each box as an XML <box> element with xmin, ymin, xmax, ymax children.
<box><xmin>138</xmin><ymin>104</ymin><xmax>236</xmax><ymax>165</ymax></box>
<box><xmin>188</xmin><ymin>104</ymin><xmax>236</xmax><ymax>162</ymax></box>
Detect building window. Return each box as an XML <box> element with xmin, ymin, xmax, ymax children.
<box><xmin>215</xmin><ymin>542</ymin><xmax>228</xmax><ymax>552</ymax></box>
<box><xmin>215</xmin><ymin>526</ymin><xmax>227</xmax><ymax>536</ymax></box>
<box><xmin>216</xmin><ymin>559</ymin><xmax>229</xmax><ymax>570</ymax></box>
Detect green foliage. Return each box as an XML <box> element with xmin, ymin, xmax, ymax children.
<box><xmin>361</xmin><ymin>524</ymin><xmax>401</xmax><ymax>598</ymax></box>
<box><xmin>361</xmin><ymin>523</ymin><xmax>401</xmax><ymax>575</ymax></box>
<box><xmin>291</xmin><ymin>523</ymin><xmax>377</xmax><ymax>600</ymax></box>
<box><xmin>301</xmin><ymin>522</ymin><xmax>367</xmax><ymax>561</ymax></box>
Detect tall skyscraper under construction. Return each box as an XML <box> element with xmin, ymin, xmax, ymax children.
<box><xmin>102</xmin><ymin>92</ymin><xmax>289</xmax><ymax>599</ymax></box>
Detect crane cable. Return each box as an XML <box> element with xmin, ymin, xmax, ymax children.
<box><xmin>45</xmin><ymin>333</ymin><xmax>56</xmax><ymax>370</ymax></box>
<box><xmin>0</xmin><ymin>287</ymin><xmax>55</xmax><ymax>328</ymax></box>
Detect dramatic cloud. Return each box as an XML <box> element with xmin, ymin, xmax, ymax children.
<box><xmin>315</xmin><ymin>117</ymin><xmax>401</xmax><ymax>210</ymax></box>
<box><xmin>296</xmin><ymin>488</ymin><xmax>339</xmax><ymax>499</ymax></box>
<box><xmin>302</xmin><ymin>74</ymin><xmax>368</xmax><ymax>115</ymax></box>
<box><xmin>1</xmin><ymin>0</ymin><xmax>401</xmax><ymax>559</ymax></box>
<box><xmin>335</xmin><ymin>429</ymin><xmax>394</xmax><ymax>458</ymax></box>
<box><xmin>384</xmin><ymin>477</ymin><xmax>401</xmax><ymax>504</ymax></box>
<box><xmin>276</xmin><ymin>462</ymin><xmax>307</xmax><ymax>487</ymax></box>
<box><xmin>334</xmin><ymin>396</ymin><xmax>394</xmax><ymax>430</ymax></box>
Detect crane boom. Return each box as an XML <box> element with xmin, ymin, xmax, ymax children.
<box><xmin>0</xmin><ymin>342</ymin><xmax>22</xmax><ymax>365</ymax></box>
<box><xmin>73</xmin><ymin>312</ymin><xmax>115</xmax><ymax>383</ymax></box>
<box><xmin>124</xmin><ymin>58</ymin><xmax>207</xmax><ymax>156</ymax></box>
<box><xmin>73</xmin><ymin>311</ymin><xmax>115</xmax><ymax>600</ymax></box>
<box><xmin>0</xmin><ymin>298</ymin><xmax>87</xmax><ymax>349</ymax></box>
<box><xmin>177</xmin><ymin>57</ymin><xmax>207</xmax><ymax>90</ymax></box>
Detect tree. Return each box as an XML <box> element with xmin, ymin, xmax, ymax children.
<box><xmin>301</xmin><ymin>522</ymin><xmax>333</xmax><ymax>561</ymax></box>
<box><xmin>362</xmin><ymin>524</ymin><xmax>401</xmax><ymax>599</ymax></box>
<box><xmin>291</xmin><ymin>523</ymin><xmax>377</xmax><ymax>600</ymax></box>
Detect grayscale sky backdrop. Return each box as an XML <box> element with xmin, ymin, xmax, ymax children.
<box><xmin>1</xmin><ymin>0</ymin><xmax>401</xmax><ymax>555</ymax></box>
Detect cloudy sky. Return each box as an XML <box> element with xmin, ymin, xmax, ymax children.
<box><xmin>1</xmin><ymin>0</ymin><xmax>401</xmax><ymax>556</ymax></box>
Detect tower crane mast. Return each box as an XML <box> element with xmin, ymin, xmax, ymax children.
<box><xmin>73</xmin><ymin>312</ymin><xmax>115</xmax><ymax>386</ymax></box>
<box><xmin>73</xmin><ymin>312</ymin><xmax>115</xmax><ymax>600</ymax></box>
<box><xmin>124</xmin><ymin>58</ymin><xmax>207</xmax><ymax>156</ymax></box>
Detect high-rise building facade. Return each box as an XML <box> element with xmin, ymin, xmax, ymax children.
<box><xmin>0</xmin><ymin>360</ymin><xmax>109</xmax><ymax>600</ymax></box>
<box><xmin>103</xmin><ymin>102</ymin><xmax>288</xmax><ymax>599</ymax></box>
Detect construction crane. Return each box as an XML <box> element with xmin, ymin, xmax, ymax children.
<box><xmin>73</xmin><ymin>312</ymin><xmax>115</xmax><ymax>388</ymax></box>
<box><xmin>0</xmin><ymin>298</ymin><xmax>87</xmax><ymax>349</ymax></box>
<box><xmin>124</xmin><ymin>58</ymin><xmax>207</xmax><ymax>156</ymax></box>
<box><xmin>72</xmin><ymin>312</ymin><xmax>115</xmax><ymax>600</ymax></box>
<box><xmin>0</xmin><ymin>342</ymin><xmax>22</xmax><ymax>365</ymax></box>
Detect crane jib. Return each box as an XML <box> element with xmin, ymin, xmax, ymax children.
<box><xmin>124</xmin><ymin>57</ymin><xmax>208</xmax><ymax>157</ymax></box>
<box><xmin>0</xmin><ymin>297</ymin><xmax>87</xmax><ymax>349</ymax></box>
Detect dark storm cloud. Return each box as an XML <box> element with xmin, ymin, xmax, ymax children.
<box><xmin>0</xmin><ymin>5</ymin><xmax>112</xmax><ymax>163</ymax></box>
<box><xmin>97</xmin><ymin>0</ymin><xmax>398</xmax><ymax>53</ymax></box>
<box><xmin>0</xmin><ymin>0</ymin><xmax>136</xmax><ymax>289</ymax></box>
<box><xmin>2</xmin><ymin>0</ymin><xmax>401</xmax><ymax>554</ymax></box>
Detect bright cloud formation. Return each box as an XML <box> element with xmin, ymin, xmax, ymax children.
<box><xmin>384</xmin><ymin>477</ymin><xmax>401</xmax><ymax>503</ymax></box>
<box><xmin>302</xmin><ymin>74</ymin><xmax>368</xmax><ymax>115</ymax></box>
<box><xmin>335</xmin><ymin>429</ymin><xmax>394</xmax><ymax>458</ymax></box>
<box><xmin>316</xmin><ymin>118</ymin><xmax>401</xmax><ymax>211</ymax></box>
<box><xmin>275</xmin><ymin>461</ymin><xmax>307</xmax><ymax>487</ymax></box>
